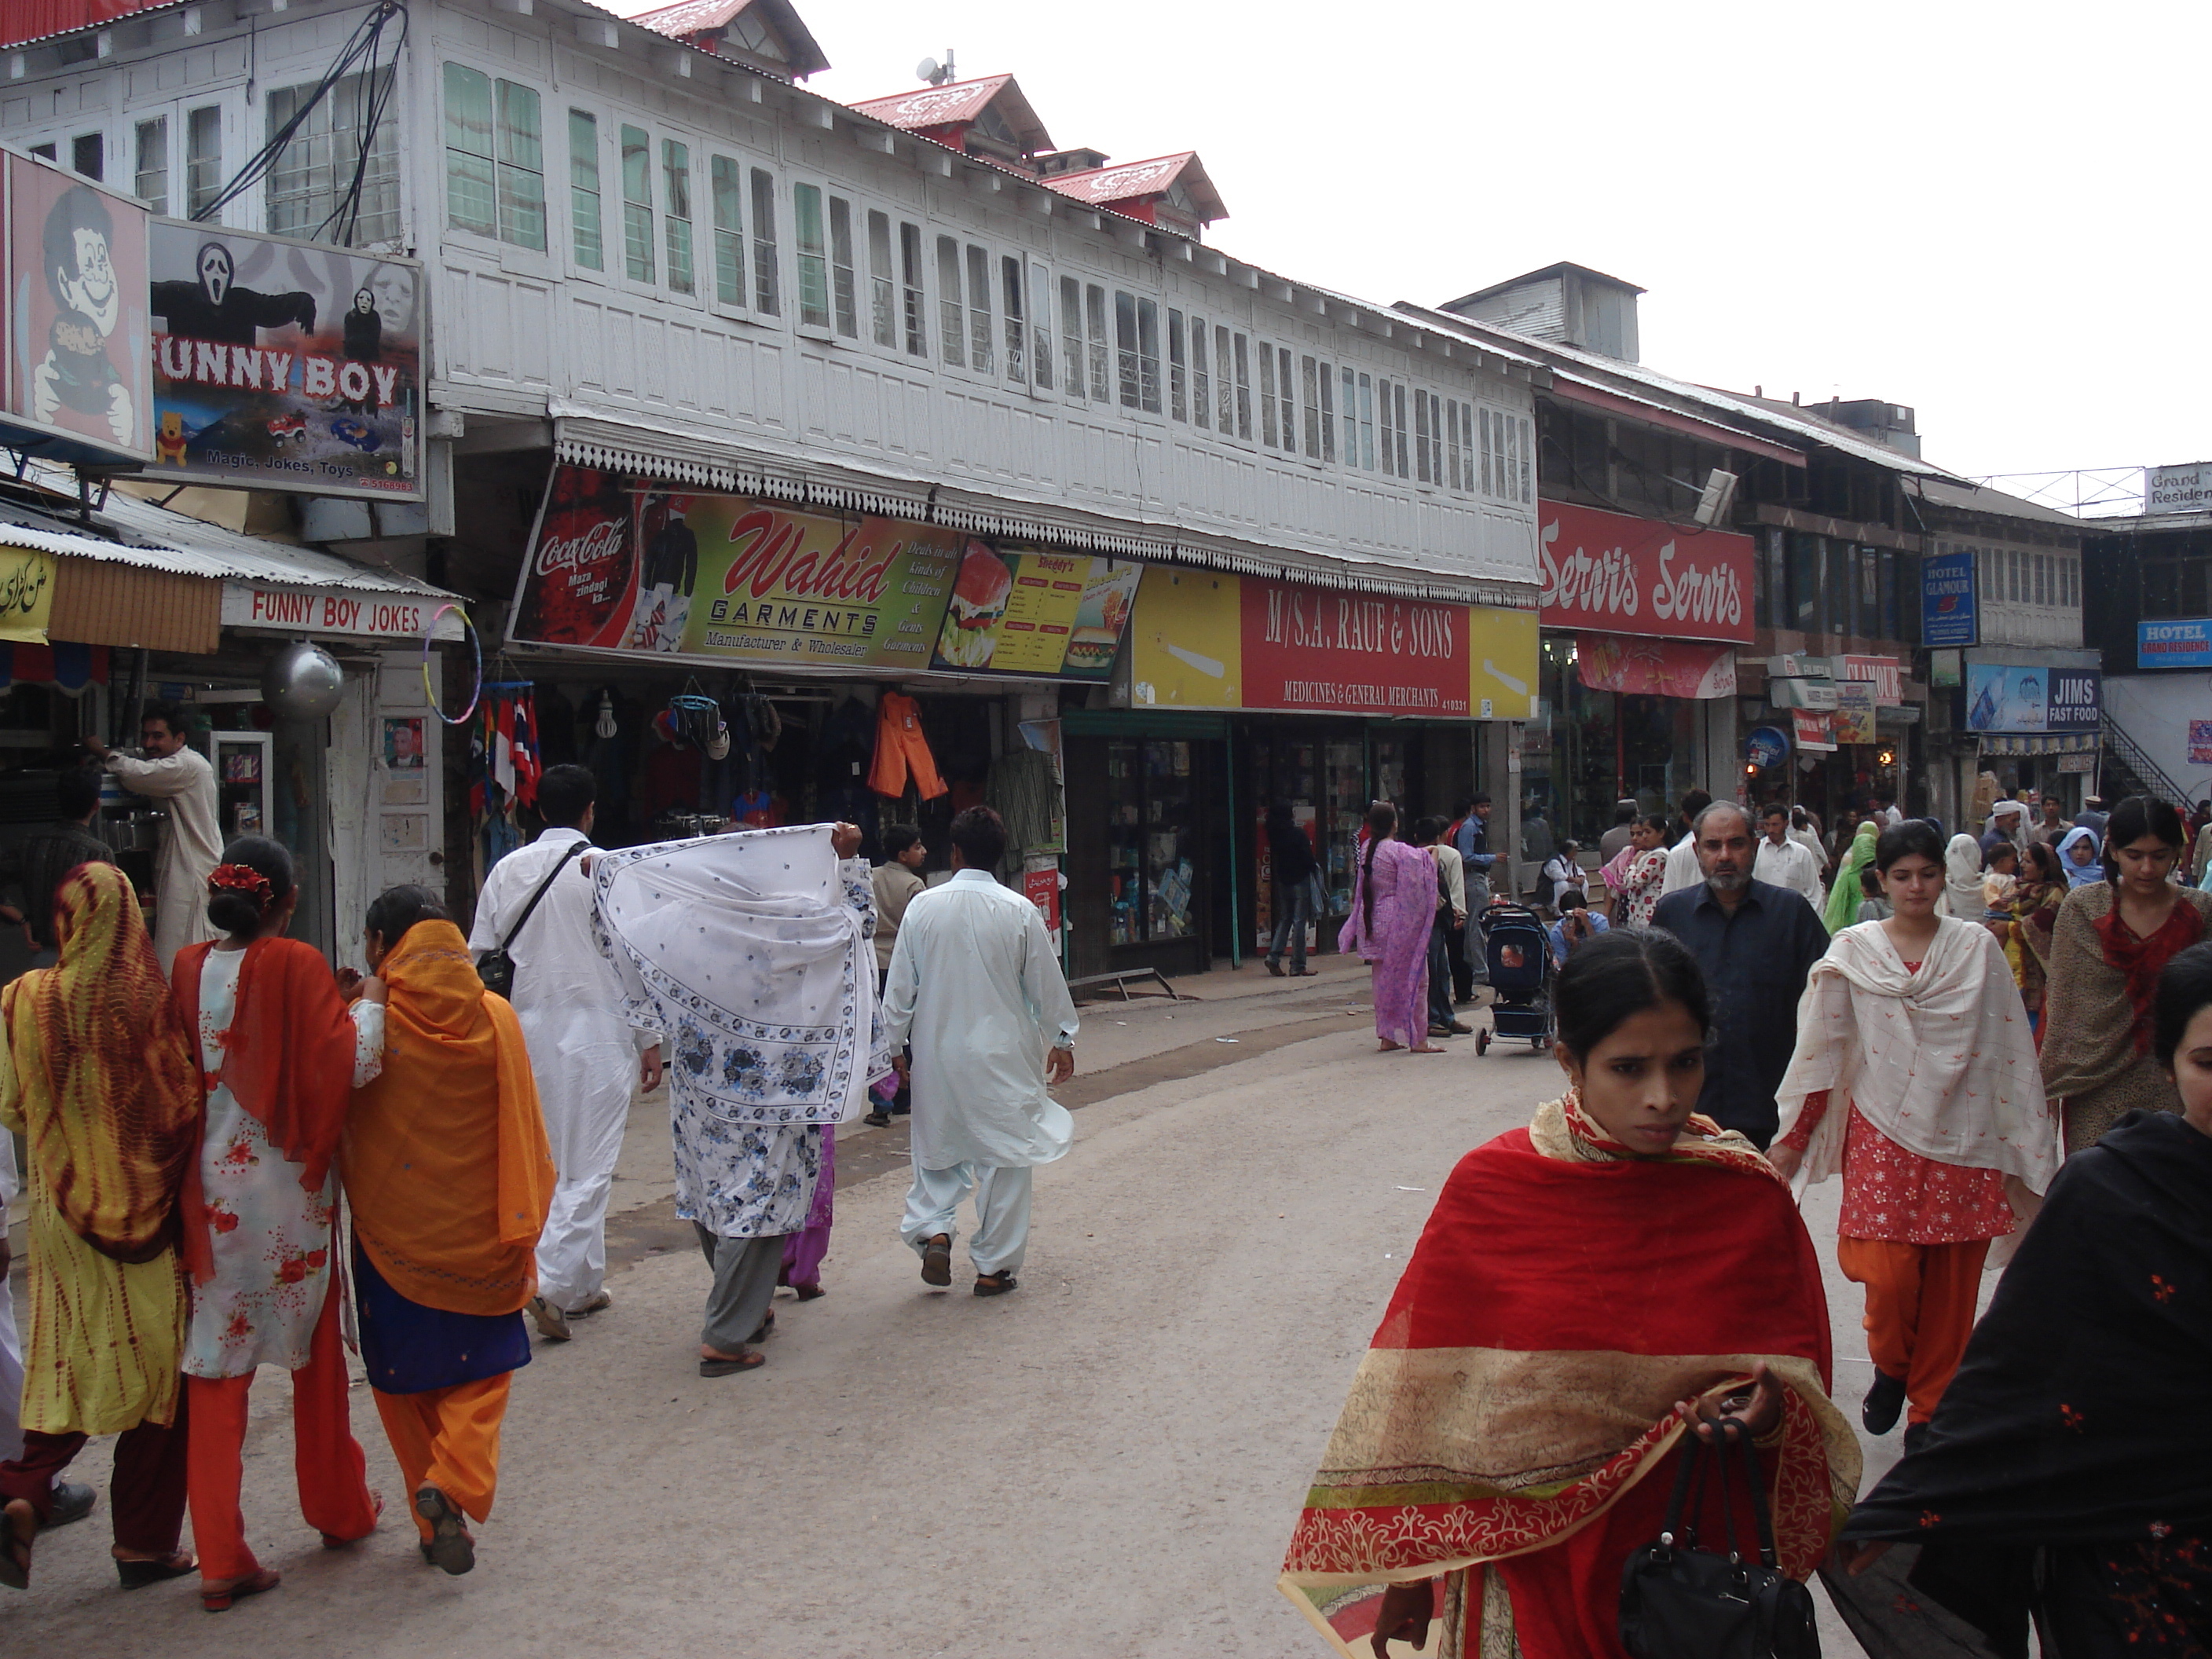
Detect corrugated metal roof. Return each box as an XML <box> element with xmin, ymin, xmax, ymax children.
<box><xmin>1404</xmin><ymin>304</ymin><xmax>1960</xmax><ymax>481</ymax></box>
<box><xmin>0</xmin><ymin>0</ymin><xmax>175</xmax><ymax>51</ymax></box>
<box><xmin>1908</xmin><ymin>476</ymin><xmax>2091</xmax><ymax>532</ymax></box>
<box><xmin>0</xmin><ymin>473</ymin><xmax>456</xmax><ymax>599</ymax></box>
<box><xmin>1042</xmin><ymin>152</ymin><xmax>1225</xmax><ymax>222</ymax></box>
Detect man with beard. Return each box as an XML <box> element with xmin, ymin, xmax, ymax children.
<box><xmin>150</xmin><ymin>240</ymin><xmax>314</xmax><ymax>345</ymax></box>
<box><xmin>1650</xmin><ymin>801</ymin><xmax>1830</xmax><ymax>1148</ymax></box>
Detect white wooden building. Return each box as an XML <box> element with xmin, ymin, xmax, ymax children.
<box><xmin>3</xmin><ymin>0</ymin><xmax>1543</xmax><ymax>602</ymax></box>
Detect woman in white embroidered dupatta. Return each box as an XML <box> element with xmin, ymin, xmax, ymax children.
<box><xmin>1770</xmin><ymin>820</ymin><xmax>2060</xmax><ymax>1446</ymax></box>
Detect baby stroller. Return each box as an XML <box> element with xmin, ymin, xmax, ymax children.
<box><xmin>1475</xmin><ymin>904</ymin><xmax>1554</xmax><ymax>1055</ymax></box>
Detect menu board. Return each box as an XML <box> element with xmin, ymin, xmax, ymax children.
<box><xmin>931</xmin><ymin>544</ymin><xmax>1140</xmax><ymax>678</ymax></box>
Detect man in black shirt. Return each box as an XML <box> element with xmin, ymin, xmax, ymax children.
<box><xmin>1650</xmin><ymin>801</ymin><xmax>1831</xmax><ymax>1148</ymax></box>
<box><xmin>1263</xmin><ymin>803</ymin><xmax>1318</xmax><ymax>977</ymax></box>
<box><xmin>0</xmin><ymin>766</ymin><xmax>114</xmax><ymax>965</ymax></box>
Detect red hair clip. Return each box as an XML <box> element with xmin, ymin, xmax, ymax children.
<box><xmin>208</xmin><ymin>863</ymin><xmax>274</xmax><ymax>910</ymax></box>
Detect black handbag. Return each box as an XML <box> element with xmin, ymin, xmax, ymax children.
<box><xmin>473</xmin><ymin>840</ymin><xmax>584</xmax><ymax>998</ymax></box>
<box><xmin>1619</xmin><ymin>1418</ymin><xmax>1821</xmax><ymax>1659</ymax></box>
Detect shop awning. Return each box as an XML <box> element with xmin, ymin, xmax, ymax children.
<box><xmin>0</xmin><ymin>641</ymin><xmax>107</xmax><ymax>693</ymax></box>
<box><xmin>1979</xmin><ymin>733</ymin><xmax>2098</xmax><ymax>756</ymax></box>
<box><xmin>0</xmin><ymin>477</ymin><xmax>465</xmax><ymax>652</ymax></box>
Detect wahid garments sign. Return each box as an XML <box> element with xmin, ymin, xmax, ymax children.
<box><xmin>1536</xmin><ymin>500</ymin><xmax>1755</xmax><ymax>646</ymax></box>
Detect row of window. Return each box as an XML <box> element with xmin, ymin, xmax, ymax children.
<box><xmin>1754</xmin><ymin>529</ymin><xmax>1919</xmax><ymax>644</ymax></box>
<box><xmin>1977</xmin><ymin>544</ymin><xmax>2080</xmax><ymax>610</ymax></box>
<box><xmin>440</xmin><ymin>60</ymin><xmax>1530</xmax><ymax>503</ymax></box>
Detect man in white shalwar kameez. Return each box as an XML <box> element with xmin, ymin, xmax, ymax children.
<box><xmin>884</xmin><ymin>806</ymin><xmax>1079</xmax><ymax>1297</ymax></box>
<box><xmin>84</xmin><ymin>700</ymin><xmax>219</xmax><ymax>976</ymax></box>
<box><xmin>467</xmin><ymin>765</ymin><xmax>661</xmax><ymax>1342</ymax></box>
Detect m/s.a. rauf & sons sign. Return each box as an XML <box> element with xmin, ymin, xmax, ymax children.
<box><xmin>1537</xmin><ymin>500</ymin><xmax>1756</xmax><ymax>646</ymax></box>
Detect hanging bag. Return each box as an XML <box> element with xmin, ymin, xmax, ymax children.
<box><xmin>474</xmin><ymin>840</ymin><xmax>586</xmax><ymax>998</ymax></box>
<box><xmin>1618</xmin><ymin>1418</ymin><xmax>1820</xmax><ymax>1659</ymax></box>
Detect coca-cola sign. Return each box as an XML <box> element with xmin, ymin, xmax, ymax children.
<box><xmin>1537</xmin><ymin>500</ymin><xmax>1755</xmax><ymax>646</ymax></box>
<box><xmin>511</xmin><ymin>467</ymin><xmax>637</xmax><ymax>649</ymax></box>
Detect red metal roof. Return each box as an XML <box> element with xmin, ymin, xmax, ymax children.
<box><xmin>847</xmin><ymin>75</ymin><xmax>1051</xmax><ymax>153</ymax></box>
<box><xmin>626</xmin><ymin>0</ymin><xmax>828</xmax><ymax>79</ymax></box>
<box><xmin>1043</xmin><ymin>153</ymin><xmax>1225</xmax><ymax>224</ymax></box>
<box><xmin>2</xmin><ymin>0</ymin><xmax>175</xmax><ymax>50</ymax></box>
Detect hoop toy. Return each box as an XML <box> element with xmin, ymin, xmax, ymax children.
<box><xmin>423</xmin><ymin>602</ymin><xmax>483</xmax><ymax>726</ymax></box>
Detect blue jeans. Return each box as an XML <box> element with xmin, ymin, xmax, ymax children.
<box><xmin>1267</xmin><ymin>875</ymin><xmax>1313</xmax><ymax>969</ymax></box>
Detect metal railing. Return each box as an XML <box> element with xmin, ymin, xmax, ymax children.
<box><xmin>2101</xmin><ymin>712</ymin><xmax>2192</xmax><ymax>808</ymax></box>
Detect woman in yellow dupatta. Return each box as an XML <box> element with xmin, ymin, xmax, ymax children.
<box><xmin>0</xmin><ymin>862</ymin><xmax>202</xmax><ymax>1592</ymax></box>
<box><xmin>341</xmin><ymin>884</ymin><xmax>553</xmax><ymax>1577</ymax></box>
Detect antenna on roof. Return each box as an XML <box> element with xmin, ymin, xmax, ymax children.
<box><xmin>915</xmin><ymin>49</ymin><xmax>955</xmax><ymax>86</ymax></box>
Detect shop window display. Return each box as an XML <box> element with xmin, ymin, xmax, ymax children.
<box><xmin>1104</xmin><ymin>738</ymin><xmax>1198</xmax><ymax>946</ymax></box>
<box><xmin>1530</xmin><ymin>636</ymin><xmax>1697</xmax><ymax>844</ymax></box>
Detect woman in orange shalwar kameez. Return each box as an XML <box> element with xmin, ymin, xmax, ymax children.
<box><xmin>342</xmin><ymin>884</ymin><xmax>553</xmax><ymax>1577</ymax></box>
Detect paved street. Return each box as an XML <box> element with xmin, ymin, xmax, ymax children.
<box><xmin>5</xmin><ymin>960</ymin><xmax>1908</xmax><ymax>1657</ymax></box>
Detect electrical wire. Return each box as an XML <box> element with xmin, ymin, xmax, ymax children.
<box><xmin>191</xmin><ymin>0</ymin><xmax>407</xmax><ymax>246</ymax></box>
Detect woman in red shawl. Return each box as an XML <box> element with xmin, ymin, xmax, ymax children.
<box><xmin>173</xmin><ymin>837</ymin><xmax>386</xmax><ymax>1612</ymax></box>
<box><xmin>1280</xmin><ymin>928</ymin><xmax>1859</xmax><ymax>1657</ymax></box>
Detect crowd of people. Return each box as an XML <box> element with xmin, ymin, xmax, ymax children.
<box><xmin>1287</xmin><ymin>783</ymin><xmax>2212</xmax><ymax>1657</ymax></box>
<box><xmin>0</xmin><ymin>757</ymin><xmax>1079</xmax><ymax>1607</ymax></box>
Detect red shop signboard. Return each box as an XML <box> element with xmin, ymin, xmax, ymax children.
<box><xmin>1537</xmin><ymin>500</ymin><xmax>1756</xmax><ymax>646</ymax></box>
<box><xmin>1238</xmin><ymin>578</ymin><xmax>1472</xmax><ymax>716</ymax></box>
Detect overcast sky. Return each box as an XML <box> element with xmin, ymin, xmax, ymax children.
<box><xmin>616</xmin><ymin>0</ymin><xmax>2204</xmax><ymax>491</ymax></box>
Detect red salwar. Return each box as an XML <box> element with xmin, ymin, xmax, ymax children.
<box><xmin>185</xmin><ymin>1284</ymin><xmax>378</xmax><ymax>1579</ymax></box>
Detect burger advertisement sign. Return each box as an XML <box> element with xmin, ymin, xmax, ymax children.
<box><xmin>931</xmin><ymin>543</ymin><xmax>1141</xmax><ymax>679</ymax></box>
<box><xmin>511</xmin><ymin>467</ymin><xmax>1139</xmax><ymax>679</ymax></box>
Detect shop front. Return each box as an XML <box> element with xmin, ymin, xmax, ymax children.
<box><xmin>1745</xmin><ymin>652</ymin><xmax>1916</xmax><ymax>830</ymax></box>
<box><xmin>503</xmin><ymin>465</ymin><xmax>1149</xmax><ymax>954</ymax></box>
<box><xmin>1093</xmin><ymin>565</ymin><xmax>1538</xmax><ymax>974</ymax></box>
<box><xmin>1962</xmin><ymin>660</ymin><xmax>2101</xmax><ymax>815</ymax></box>
<box><xmin>1531</xmin><ymin>500</ymin><xmax>1754</xmax><ymax>845</ymax></box>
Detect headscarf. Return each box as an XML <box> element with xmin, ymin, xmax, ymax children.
<box><xmin>1822</xmin><ymin>820</ymin><xmax>1881</xmax><ymax>934</ymax></box>
<box><xmin>342</xmin><ymin>919</ymin><xmax>553</xmax><ymax>1316</ymax></box>
<box><xmin>171</xmin><ymin>935</ymin><xmax>362</xmax><ymax>1284</ymax></box>
<box><xmin>1278</xmin><ymin>1091</ymin><xmax>1858</xmax><ymax>1654</ymax></box>
<box><xmin>1774</xmin><ymin>916</ymin><xmax>2059</xmax><ymax>1198</ymax></box>
<box><xmin>1943</xmin><ymin>833</ymin><xmax>1984</xmax><ymax>920</ymax></box>
<box><xmin>0</xmin><ymin>862</ymin><xmax>199</xmax><ymax>1262</ymax></box>
<box><xmin>2056</xmin><ymin>825</ymin><xmax>2102</xmax><ymax>887</ymax></box>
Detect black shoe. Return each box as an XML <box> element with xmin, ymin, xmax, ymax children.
<box><xmin>862</xmin><ymin>1111</ymin><xmax>891</xmax><ymax>1127</ymax></box>
<box><xmin>1862</xmin><ymin>1368</ymin><xmax>1908</xmax><ymax>1435</ymax></box>
<box><xmin>46</xmin><ymin>1481</ymin><xmax>94</xmax><ymax>1529</ymax></box>
<box><xmin>1264</xmin><ymin>958</ymin><xmax>1284</xmax><ymax>977</ymax></box>
<box><xmin>1902</xmin><ymin>1420</ymin><xmax>1932</xmax><ymax>1456</ymax></box>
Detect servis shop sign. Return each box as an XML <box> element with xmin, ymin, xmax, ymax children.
<box><xmin>1536</xmin><ymin>500</ymin><xmax>1756</xmax><ymax>646</ymax></box>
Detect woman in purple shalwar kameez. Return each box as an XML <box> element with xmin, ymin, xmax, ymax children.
<box><xmin>1340</xmin><ymin>803</ymin><xmax>1444</xmax><ymax>1055</ymax></box>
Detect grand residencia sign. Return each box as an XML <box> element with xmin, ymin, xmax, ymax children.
<box><xmin>1537</xmin><ymin>500</ymin><xmax>1756</xmax><ymax>646</ymax></box>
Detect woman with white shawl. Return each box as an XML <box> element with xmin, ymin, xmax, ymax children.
<box><xmin>1768</xmin><ymin>820</ymin><xmax>2059</xmax><ymax>1453</ymax></box>
<box><xmin>1939</xmin><ymin>832</ymin><xmax>1983</xmax><ymax>920</ymax></box>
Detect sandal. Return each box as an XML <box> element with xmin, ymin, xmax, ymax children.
<box><xmin>920</xmin><ymin>1235</ymin><xmax>952</xmax><ymax>1287</ymax></box>
<box><xmin>862</xmin><ymin>1111</ymin><xmax>891</xmax><ymax>1127</ymax></box>
<box><xmin>115</xmin><ymin>1551</ymin><xmax>196</xmax><ymax>1589</ymax></box>
<box><xmin>748</xmin><ymin>1310</ymin><xmax>775</xmax><ymax>1343</ymax></box>
<box><xmin>413</xmin><ymin>1485</ymin><xmax>475</xmax><ymax>1577</ymax></box>
<box><xmin>698</xmin><ymin>1349</ymin><xmax>766</xmax><ymax>1377</ymax></box>
<box><xmin>201</xmin><ymin>1567</ymin><xmax>280</xmax><ymax>1613</ymax></box>
<box><xmin>973</xmin><ymin>1271</ymin><xmax>1019</xmax><ymax>1297</ymax></box>
<box><xmin>792</xmin><ymin>1282</ymin><xmax>826</xmax><ymax>1302</ymax></box>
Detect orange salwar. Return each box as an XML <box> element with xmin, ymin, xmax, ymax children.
<box><xmin>1837</xmin><ymin>1235</ymin><xmax>1990</xmax><ymax>1426</ymax></box>
<box><xmin>371</xmin><ymin>1375</ymin><xmax>511</xmax><ymax>1538</ymax></box>
<box><xmin>185</xmin><ymin>1284</ymin><xmax>378</xmax><ymax>1580</ymax></box>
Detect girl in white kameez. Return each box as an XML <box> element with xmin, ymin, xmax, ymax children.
<box><xmin>172</xmin><ymin>837</ymin><xmax>387</xmax><ymax>1611</ymax></box>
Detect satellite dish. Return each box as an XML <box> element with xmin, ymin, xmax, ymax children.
<box><xmin>915</xmin><ymin>57</ymin><xmax>939</xmax><ymax>82</ymax></box>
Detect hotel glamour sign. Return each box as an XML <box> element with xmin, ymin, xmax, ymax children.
<box><xmin>1536</xmin><ymin>500</ymin><xmax>1755</xmax><ymax>645</ymax></box>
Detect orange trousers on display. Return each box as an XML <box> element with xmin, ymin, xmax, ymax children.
<box><xmin>371</xmin><ymin>1372</ymin><xmax>512</xmax><ymax>1537</ymax></box>
<box><xmin>185</xmin><ymin>1285</ymin><xmax>379</xmax><ymax>1581</ymax></box>
<box><xmin>1837</xmin><ymin>1234</ymin><xmax>1990</xmax><ymax>1426</ymax></box>
<box><xmin>867</xmin><ymin>691</ymin><xmax>947</xmax><ymax>800</ymax></box>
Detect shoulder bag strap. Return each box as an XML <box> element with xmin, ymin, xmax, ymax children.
<box><xmin>1732</xmin><ymin>1415</ymin><xmax>1782</xmax><ymax>1569</ymax></box>
<box><xmin>499</xmin><ymin>840</ymin><xmax>586</xmax><ymax>954</ymax></box>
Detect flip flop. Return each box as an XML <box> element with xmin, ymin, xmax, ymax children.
<box><xmin>699</xmin><ymin>1350</ymin><xmax>766</xmax><ymax>1377</ymax></box>
<box><xmin>413</xmin><ymin>1485</ymin><xmax>475</xmax><ymax>1577</ymax></box>
<box><xmin>200</xmin><ymin>1567</ymin><xmax>280</xmax><ymax>1613</ymax></box>
<box><xmin>116</xmin><ymin>1551</ymin><xmax>196</xmax><ymax>1589</ymax></box>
